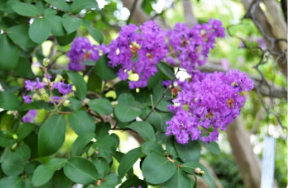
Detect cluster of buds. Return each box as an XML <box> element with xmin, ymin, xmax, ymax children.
<box><xmin>195</xmin><ymin>167</ymin><xmax>205</xmax><ymax>175</ymax></box>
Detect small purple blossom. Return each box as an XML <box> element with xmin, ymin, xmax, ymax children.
<box><xmin>36</xmin><ymin>78</ymin><xmax>46</xmax><ymax>89</ymax></box>
<box><xmin>23</xmin><ymin>96</ymin><xmax>32</xmax><ymax>104</ymax></box>
<box><xmin>22</xmin><ymin>110</ymin><xmax>37</xmax><ymax>123</ymax></box>
<box><xmin>53</xmin><ymin>82</ymin><xmax>73</xmax><ymax>95</ymax></box>
<box><xmin>25</xmin><ymin>80</ymin><xmax>37</xmax><ymax>90</ymax></box>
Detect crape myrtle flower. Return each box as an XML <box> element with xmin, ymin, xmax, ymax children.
<box><xmin>67</xmin><ymin>37</ymin><xmax>107</xmax><ymax>71</ymax></box>
<box><xmin>53</xmin><ymin>82</ymin><xmax>73</xmax><ymax>95</ymax></box>
<box><xmin>165</xmin><ymin>70</ymin><xmax>253</xmax><ymax>144</ymax></box>
<box><xmin>166</xmin><ymin>19</ymin><xmax>225</xmax><ymax>73</ymax></box>
<box><xmin>22</xmin><ymin>110</ymin><xmax>37</xmax><ymax>123</ymax></box>
<box><xmin>23</xmin><ymin>96</ymin><xmax>32</xmax><ymax>104</ymax></box>
<box><xmin>107</xmin><ymin>21</ymin><xmax>168</xmax><ymax>89</ymax></box>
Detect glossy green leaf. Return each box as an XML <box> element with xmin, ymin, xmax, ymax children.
<box><xmin>92</xmin><ymin>157</ymin><xmax>109</xmax><ymax>179</ymax></box>
<box><xmin>38</xmin><ymin>114</ymin><xmax>66</xmax><ymax>157</ymax></box>
<box><xmin>16</xmin><ymin>123</ymin><xmax>36</xmax><ymax>140</ymax></box>
<box><xmin>88</xmin><ymin>98</ymin><xmax>113</xmax><ymax>115</ymax></box>
<box><xmin>142</xmin><ymin>152</ymin><xmax>177</xmax><ymax>184</ymax></box>
<box><xmin>127</xmin><ymin>122</ymin><xmax>156</xmax><ymax>141</ymax></box>
<box><xmin>71</xmin><ymin>132</ymin><xmax>95</xmax><ymax>156</ymax></box>
<box><xmin>82</xmin><ymin>19</ymin><xmax>103</xmax><ymax>44</ymax></box>
<box><xmin>0</xmin><ymin>176</ymin><xmax>23</xmax><ymax>187</ymax></box>
<box><xmin>115</xmin><ymin>103</ymin><xmax>141</xmax><ymax>123</ymax></box>
<box><xmin>95</xmin><ymin>55</ymin><xmax>117</xmax><ymax>80</ymax></box>
<box><xmin>64</xmin><ymin>157</ymin><xmax>98</xmax><ymax>185</ymax></box>
<box><xmin>141</xmin><ymin>141</ymin><xmax>165</xmax><ymax>155</ymax></box>
<box><xmin>46</xmin><ymin>0</ymin><xmax>70</xmax><ymax>12</ymax></box>
<box><xmin>0</xmin><ymin>34</ymin><xmax>19</xmax><ymax>71</ymax></box>
<box><xmin>166</xmin><ymin>168</ymin><xmax>194</xmax><ymax>188</ymax></box>
<box><xmin>52</xmin><ymin>169</ymin><xmax>73</xmax><ymax>188</ymax></box>
<box><xmin>14</xmin><ymin>57</ymin><xmax>35</xmax><ymax>79</ymax></box>
<box><xmin>56</xmin><ymin>31</ymin><xmax>77</xmax><ymax>46</ymax></box>
<box><xmin>68</xmin><ymin>97</ymin><xmax>82</xmax><ymax>111</ymax></box>
<box><xmin>70</xmin><ymin>0</ymin><xmax>99</xmax><ymax>14</ymax></box>
<box><xmin>94</xmin><ymin>173</ymin><xmax>120</xmax><ymax>188</ymax></box>
<box><xmin>175</xmin><ymin>140</ymin><xmax>201</xmax><ymax>163</ymax></box>
<box><xmin>25</xmin><ymin>161</ymin><xmax>42</xmax><ymax>175</ymax></box>
<box><xmin>0</xmin><ymin>132</ymin><xmax>14</xmax><ymax>147</ymax></box>
<box><xmin>202</xmin><ymin>141</ymin><xmax>221</xmax><ymax>155</ymax></box>
<box><xmin>32</xmin><ymin>158</ymin><xmax>67</xmax><ymax>186</ymax></box>
<box><xmin>7</xmin><ymin>24</ymin><xmax>37</xmax><ymax>48</ymax></box>
<box><xmin>12</xmin><ymin>2</ymin><xmax>42</xmax><ymax>16</ymax></box>
<box><xmin>92</xmin><ymin>135</ymin><xmax>118</xmax><ymax>159</ymax></box>
<box><xmin>44</xmin><ymin>8</ymin><xmax>57</xmax><ymax>15</ymax></box>
<box><xmin>45</xmin><ymin>15</ymin><xmax>66</xmax><ymax>36</ymax></box>
<box><xmin>118</xmin><ymin>93</ymin><xmax>135</xmax><ymax>105</ymax></box>
<box><xmin>156</xmin><ymin>62</ymin><xmax>174</xmax><ymax>80</ymax></box>
<box><xmin>29</xmin><ymin>17</ymin><xmax>51</xmax><ymax>44</ymax></box>
<box><xmin>87</xmin><ymin>71</ymin><xmax>102</xmax><ymax>92</ymax></box>
<box><xmin>62</xmin><ymin>14</ymin><xmax>82</xmax><ymax>34</ymax></box>
<box><xmin>95</xmin><ymin>122</ymin><xmax>110</xmax><ymax>140</ymax></box>
<box><xmin>165</xmin><ymin>136</ymin><xmax>177</xmax><ymax>157</ymax></box>
<box><xmin>66</xmin><ymin>71</ymin><xmax>87</xmax><ymax>100</ymax></box>
<box><xmin>119</xmin><ymin>175</ymin><xmax>147</xmax><ymax>188</ymax></box>
<box><xmin>182</xmin><ymin>162</ymin><xmax>216</xmax><ymax>188</ymax></box>
<box><xmin>68</xmin><ymin>111</ymin><xmax>95</xmax><ymax>135</ymax></box>
<box><xmin>0</xmin><ymin>91</ymin><xmax>21</xmax><ymax>110</ymax></box>
<box><xmin>118</xmin><ymin>147</ymin><xmax>142</xmax><ymax>179</ymax></box>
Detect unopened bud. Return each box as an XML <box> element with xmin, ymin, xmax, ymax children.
<box><xmin>195</xmin><ymin>167</ymin><xmax>201</xmax><ymax>174</ymax></box>
<box><xmin>43</xmin><ymin>58</ymin><xmax>50</xmax><ymax>67</ymax></box>
<box><xmin>199</xmin><ymin>171</ymin><xmax>205</xmax><ymax>175</ymax></box>
<box><xmin>183</xmin><ymin>104</ymin><xmax>189</xmax><ymax>111</ymax></box>
<box><xmin>39</xmin><ymin>88</ymin><xmax>46</xmax><ymax>95</ymax></box>
<box><xmin>67</xmin><ymin>92</ymin><xmax>75</xmax><ymax>98</ymax></box>
<box><xmin>33</xmin><ymin>93</ymin><xmax>41</xmax><ymax>100</ymax></box>
<box><xmin>7</xmin><ymin>111</ymin><xmax>15</xmax><ymax>115</ymax></box>
<box><xmin>63</xmin><ymin>100</ymin><xmax>71</xmax><ymax>107</ymax></box>
<box><xmin>42</xmin><ymin>77</ymin><xmax>49</xmax><ymax>84</ymax></box>
<box><xmin>41</xmin><ymin>93</ymin><xmax>50</xmax><ymax>102</ymax></box>
<box><xmin>54</xmin><ymin>75</ymin><xmax>63</xmax><ymax>83</ymax></box>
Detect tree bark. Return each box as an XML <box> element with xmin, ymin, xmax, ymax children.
<box><xmin>182</xmin><ymin>0</ymin><xmax>197</xmax><ymax>28</ymax></box>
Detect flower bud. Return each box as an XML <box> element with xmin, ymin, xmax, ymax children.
<box><xmin>42</xmin><ymin>77</ymin><xmax>49</xmax><ymax>84</ymax></box>
<box><xmin>195</xmin><ymin>167</ymin><xmax>201</xmax><ymax>174</ymax></box>
<box><xmin>33</xmin><ymin>93</ymin><xmax>41</xmax><ymax>101</ymax></box>
<box><xmin>39</xmin><ymin>88</ymin><xmax>46</xmax><ymax>95</ymax></box>
<box><xmin>7</xmin><ymin>111</ymin><xmax>15</xmax><ymax>115</ymax></box>
<box><xmin>54</xmin><ymin>75</ymin><xmax>63</xmax><ymax>83</ymax></box>
<box><xmin>171</xmin><ymin>88</ymin><xmax>178</xmax><ymax>96</ymax></box>
<box><xmin>41</xmin><ymin>93</ymin><xmax>50</xmax><ymax>102</ymax></box>
<box><xmin>183</xmin><ymin>104</ymin><xmax>189</xmax><ymax>111</ymax></box>
<box><xmin>63</xmin><ymin>100</ymin><xmax>71</xmax><ymax>107</ymax></box>
<box><xmin>199</xmin><ymin>171</ymin><xmax>205</xmax><ymax>175</ymax></box>
<box><xmin>43</xmin><ymin>58</ymin><xmax>50</xmax><ymax>67</ymax></box>
<box><xmin>67</xmin><ymin>92</ymin><xmax>75</xmax><ymax>98</ymax></box>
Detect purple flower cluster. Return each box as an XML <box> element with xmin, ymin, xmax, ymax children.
<box><xmin>165</xmin><ymin>70</ymin><xmax>253</xmax><ymax>144</ymax></box>
<box><xmin>67</xmin><ymin>37</ymin><xmax>108</xmax><ymax>71</ymax></box>
<box><xmin>22</xmin><ymin>110</ymin><xmax>37</xmax><ymax>123</ymax></box>
<box><xmin>107</xmin><ymin>21</ymin><xmax>168</xmax><ymax>89</ymax></box>
<box><xmin>166</xmin><ymin>19</ymin><xmax>225</xmax><ymax>72</ymax></box>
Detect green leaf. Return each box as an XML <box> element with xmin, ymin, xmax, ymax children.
<box><xmin>92</xmin><ymin>135</ymin><xmax>118</xmax><ymax>158</ymax></box>
<box><xmin>68</xmin><ymin>97</ymin><xmax>82</xmax><ymax>111</ymax></box>
<box><xmin>16</xmin><ymin>123</ymin><xmax>35</xmax><ymax>140</ymax></box>
<box><xmin>118</xmin><ymin>147</ymin><xmax>142</xmax><ymax>179</ymax></box>
<box><xmin>92</xmin><ymin>157</ymin><xmax>109</xmax><ymax>179</ymax></box>
<box><xmin>12</xmin><ymin>2</ymin><xmax>42</xmax><ymax>16</ymax></box>
<box><xmin>7</xmin><ymin>24</ymin><xmax>37</xmax><ymax>48</ymax></box>
<box><xmin>156</xmin><ymin>62</ymin><xmax>174</xmax><ymax>80</ymax></box>
<box><xmin>82</xmin><ymin>19</ymin><xmax>103</xmax><ymax>44</ymax></box>
<box><xmin>56</xmin><ymin>31</ymin><xmax>77</xmax><ymax>46</ymax></box>
<box><xmin>38</xmin><ymin>114</ymin><xmax>66</xmax><ymax>157</ymax></box>
<box><xmin>141</xmin><ymin>141</ymin><xmax>165</xmax><ymax>156</ymax></box>
<box><xmin>32</xmin><ymin>158</ymin><xmax>67</xmax><ymax>186</ymax></box>
<box><xmin>94</xmin><ymin>173</ymin><xmax>120</xmax><ymax>188</ymax></box>
<box><xmin>29</xmin><ymin>17</ymin><xmax>51</xmax><ymax>44</ymax></box>
<box><xmin>14</xmin><ymin>57</ymin><xmax>35</xmax><ymax>79</ymax></box>
<box><xmin>44</xmin><ymin>8</ymin><xmax>57</xmax><ymax>15</ymax></box>
<box><xmin>182</xmin><ymin>162</ymin><xmax>216</xmax><ymax>188</ymax></box>
<box><xmin>0</xmin><ymin>34</ymin><xmax>19</xmax><ymax>71</ymax></box>
<box><xmin>0</xmin><ymin>91</ymin><xmax>21</xmax><ymax>110</ymax></box>
<box><xmin>64</xmin><ymin>157</ymin><xmax>98</xmax><ymax>185</ymax></box>
<box><xmin>66</xmin><ymin>71</ymin><xmax>87</xmax><ymax>100</ymax></box>
<box><xmin>175</xmin><ymin>140</ymin><xmax>201</xmax><ymax>163</ymax></box>
<box><xmin>115</xmin><ymin>104</ymin><xmax>141</xmax><ymax>123</ymax></box>
<box><xmin>127</xmin><ymin>122</ymin><xmax>155</xmax><ymax>141</ymax></box>
<box><xmin>68</xmin><ymin>111</ymin><xmax>95</xmax><ymax>135</ymax></box>
<box><xmin>71</xmin><ymin>132</ymin><xmax>95</xmax><ymax>157</ymax></box>
<box><xmin>142</xmin><ymin>108</ymin><xmax>173</xmax><ymax>132</ymax></box>
<box><xmin>0</xmin><ymin>176</ymin><xmax>23</xmax><ymax>187</ymax></box>
<box><xmin>87</xmin><ymin>71</ymin><xmax>102</xmax><ymax>92</ymax></box>
<box><xmin>142</xmin><ymin>152</ymin><xmax>177</xmax><ymax>184</ymax></box>
<box><xmin>118</xmin><ymin>93</ymin><xmax>135</xmax><ymax>105</ymax></box>
<box><xmin>62</xmin><ymin>14</ymin><xmax>82</xmax><ymax>34</ymax></box>
<box><xmin>46</xmin><ymin>0</ymin><xmax>70</xmax><ymax>12</ymax></box>
<box><xmin>70</xmin><ymin>0</ymin><xmax>99</xmax><ymax>14</ymax></box>
<box><xmin>202</xmin><ymin>141</ymin><xmax>221</xmax><ymax>155</ymax></box>
<box><xmin>165</xmin><ymin>136</ymin><xmax>177</xmax><ymax>157</ymax></box>
<box><xmin>141</xmin><ymin>0</ymin><xmax>154</xmax><ymax>14</ymax></box>
<box><xmin>52</xmin><ymin>169</ymin><xmax>73</xmax><ymax>188</ymax></box>
<box><xmin>88</xmin><ymin>98</ymin><xmax>113</xmax><ymax>115</ymax></box>
<box><xmin>166</xmin><ymin>168</ymin><xmax>194</xmax><ymax>188</ymax></box>
<box><xmin>45</xmin><ymin>15</ymin><xmax>66</xmax><ymax>36</ymax></box>
<box><xmin>0</xmin><ymin>131</ymin><xmax>14</xmax><ymax>147</ymax></box>
<box><xmin>25</xmin><ymin>161</ymin><xmax>42</xmax><ymax>175</ymax></box>
<box><xmin>95</xmin><ymin>55</ymin><xmax>118</xmax><ymax>80</ymax></box>
<box><xmin>119</xmin><ymin>175</ymin><xmax>147</xmax><ymax>188</ymax></box>
<box><xmin>95</xmin><ymin>122</ymin><xmax>110</xmax><ymax>140</ymax></box>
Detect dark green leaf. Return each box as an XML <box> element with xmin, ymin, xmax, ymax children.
<box><xmin>0</xmin><ymin>131</ymin><xmax>14</xmax><ymax>147</ymax></box>
<box><xmin>0</xmin><ymin>176</ymin><xmax>23</xmax><ymax>187</ymax></box>
<box><xmin>62</xmin><ymin>14</ymin><xmax>82</xmax><ymax>34</ymax></box>
<box><xmin>29</xmin><ymin>17</ymin><xmax>51</xmax><ymax>44</ymax></box>
<box><xmin>115</xmin><ymin>103</ymin><xmax>141</xmax><ymax>123</ymax></box>
<box><xmin>12</xmin><ymin>2</ymin><xmax>42</xmax><ymax>16</ymax></box>
<box><xmin>68</xmin><ymin>97</ymin><xmax>82</xmax><ymax>111</ymax></box>
<box><xmin>118</xmin><ymin>93</ymin><xmax>135</xmax><ymax>105</ymax></box>
<box><xmin>92</xmin><ymin>157</ymin><xmax>109</xmax><ymax>179</ymax></box>
<box><xmin>70</xmin><ymin>0</ymin><xmax>99</xmax><ymax>14</ymax></box>
<box><xmin>0</xmin><ymin>34</ymin><xmax>19</xmax><ymax>71</ymax></box>
<box><xmin>45</xmin><ymin>15</ymin><xmax>66</xmax><ymax>36</ymax></box>
<box><xmin>141</xmin><ymin>141</ymin><xmax>165</xmax><ymax>156</ymax></box>
<box><xmin>166</xmin><ymin>168</ymin><xmax>194</xmax><ymax>188</ymax></box>
<box><xmin>56</xmin><ymin>31</ymin><xmax>77</xmax><ymax>46</ymax></box>
<box><xmin>68</xmin><ymin>110</ymin><xmax>95</xmax><ymax>135</ymax></box>
<box><xmin>7</xmin><ymin>24</ymin><xmax>37</xmax><ymax>48</ymax></box>
<box><xmin>118</xmin><ymin>147</ymin><xmax>142</xmax><ymax>179</ymax></box>
<box><xmin>32</xmin><ymin>158</ymin><xmax>67</xmax><ymax>186</ymax></box>
<box><xmin>95</xmin><ymin>122</ymin><xmax>110</xmax><ymax>140</ymax></box>
<box><xmin>16</xmin><ymin>122</ymin><xmax>35</xmax><ymax>140</ymax></box>
<box><xmin>52</xmin><ymin>169</ymin><xmax>73</xmax><ymax>188</ymax></box>
<box><xmin>38</xmin><ymin>114</ymin><xmax>66</xmax><ymax>157</ymax></box>
<box><xmin>46</xmin><ymin>0</ymin><xmax>70</xmax><ymax>12</ymax></box>
<box><xmin>119</xmin><ymin>175</ymin><xmax>147</xmax><ymax>188</ymax></box>
<box><xmin>64</xmin><ymin>157</ymin><xmax>98</xmax><ymax>185</ymax></box>
<box><xmin>14</xmin><ymin>57</ymin><xmax>35</xmax><ymax>79</ymax></box>
<box><xmin>182</xmin><ymin>162</ymin><xmax>216</xmax><ymax>188</ymax></box>
<box><xmin>88</xmin><ymin>98</ymin><xmax>113</xmax><ymax>115</ymax></box>
<box><xmin>175</xmin><ymin>140</ymin><xmax>201</xmax><ymax>162</ymax></box>
<box><xmin>44</xmin><ymin>8</ymin><xmax>57</xmax><ymax>15</ymax></box>
<box><xmin>202</xmin><ymin>141</ymin><xmax>221</xmax><ymax>155</ymax></box>
<box><xmin>71</xmin><ymin>132</ymin><xmax>95</xmax><ymax>156</ymax></box>
<box><xmin>92</xmin><ymin>135</ymin><xmax>118</xmax><ymax>158</ymax></box>
<box><xmin>156</xmin><ymin>62</ymin><xmax>174</xmax><ymax>80</ymax></box>
<box><xmin>25</xmin><ymin>161</ymin><xmax>42</xmax><ymax>175</ymax></box>
<box><xmin>66</xmin><ymin>71</ymin><xmax>87</xmax><ymax>100</ymax></box>
<box><xmin>142</xmin><ymin>152</ymin><xmax>177</xmax><ymax>184</ymax></box>
<box><xmin>95</xmin><ymin>55</ymin><xmax>117</xmax><ymax>80</ymax></box>
<box><xmin>0</xmin><ymin>91</ymin><xmax>21</xmax><ymax>110</ymax></box>
<box><xmin>165</xmin><ymin>136</ymin><xmax>177</xmax><ymax>157</ymax></box>
<box><xmin>127</xmin><ymin>122</ymin><xmax>155</xmax><ymax>141</ymax></box>
<box><xmin>141</xmin><ymin>0</ymin><xmax>154</xmax><ymax>14</ymax></box>
<box><xmin>94</xmin><ymin>173</ymin><xmax>120</xmax><ymax>188</ymax></box>
<box><xmin>82</xmin><ymin>19</ymin><xmax>103</xmax><ymax>44</ymax></box>
<box><xmin>23</xmin><ymin>131</ymin><xmax>39</xmax><ymax>158</ymax></box>
<box><xmin>87</xmin><ymin>71</ymin><xmax>102</xmax><ymax>92</ymax></box>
